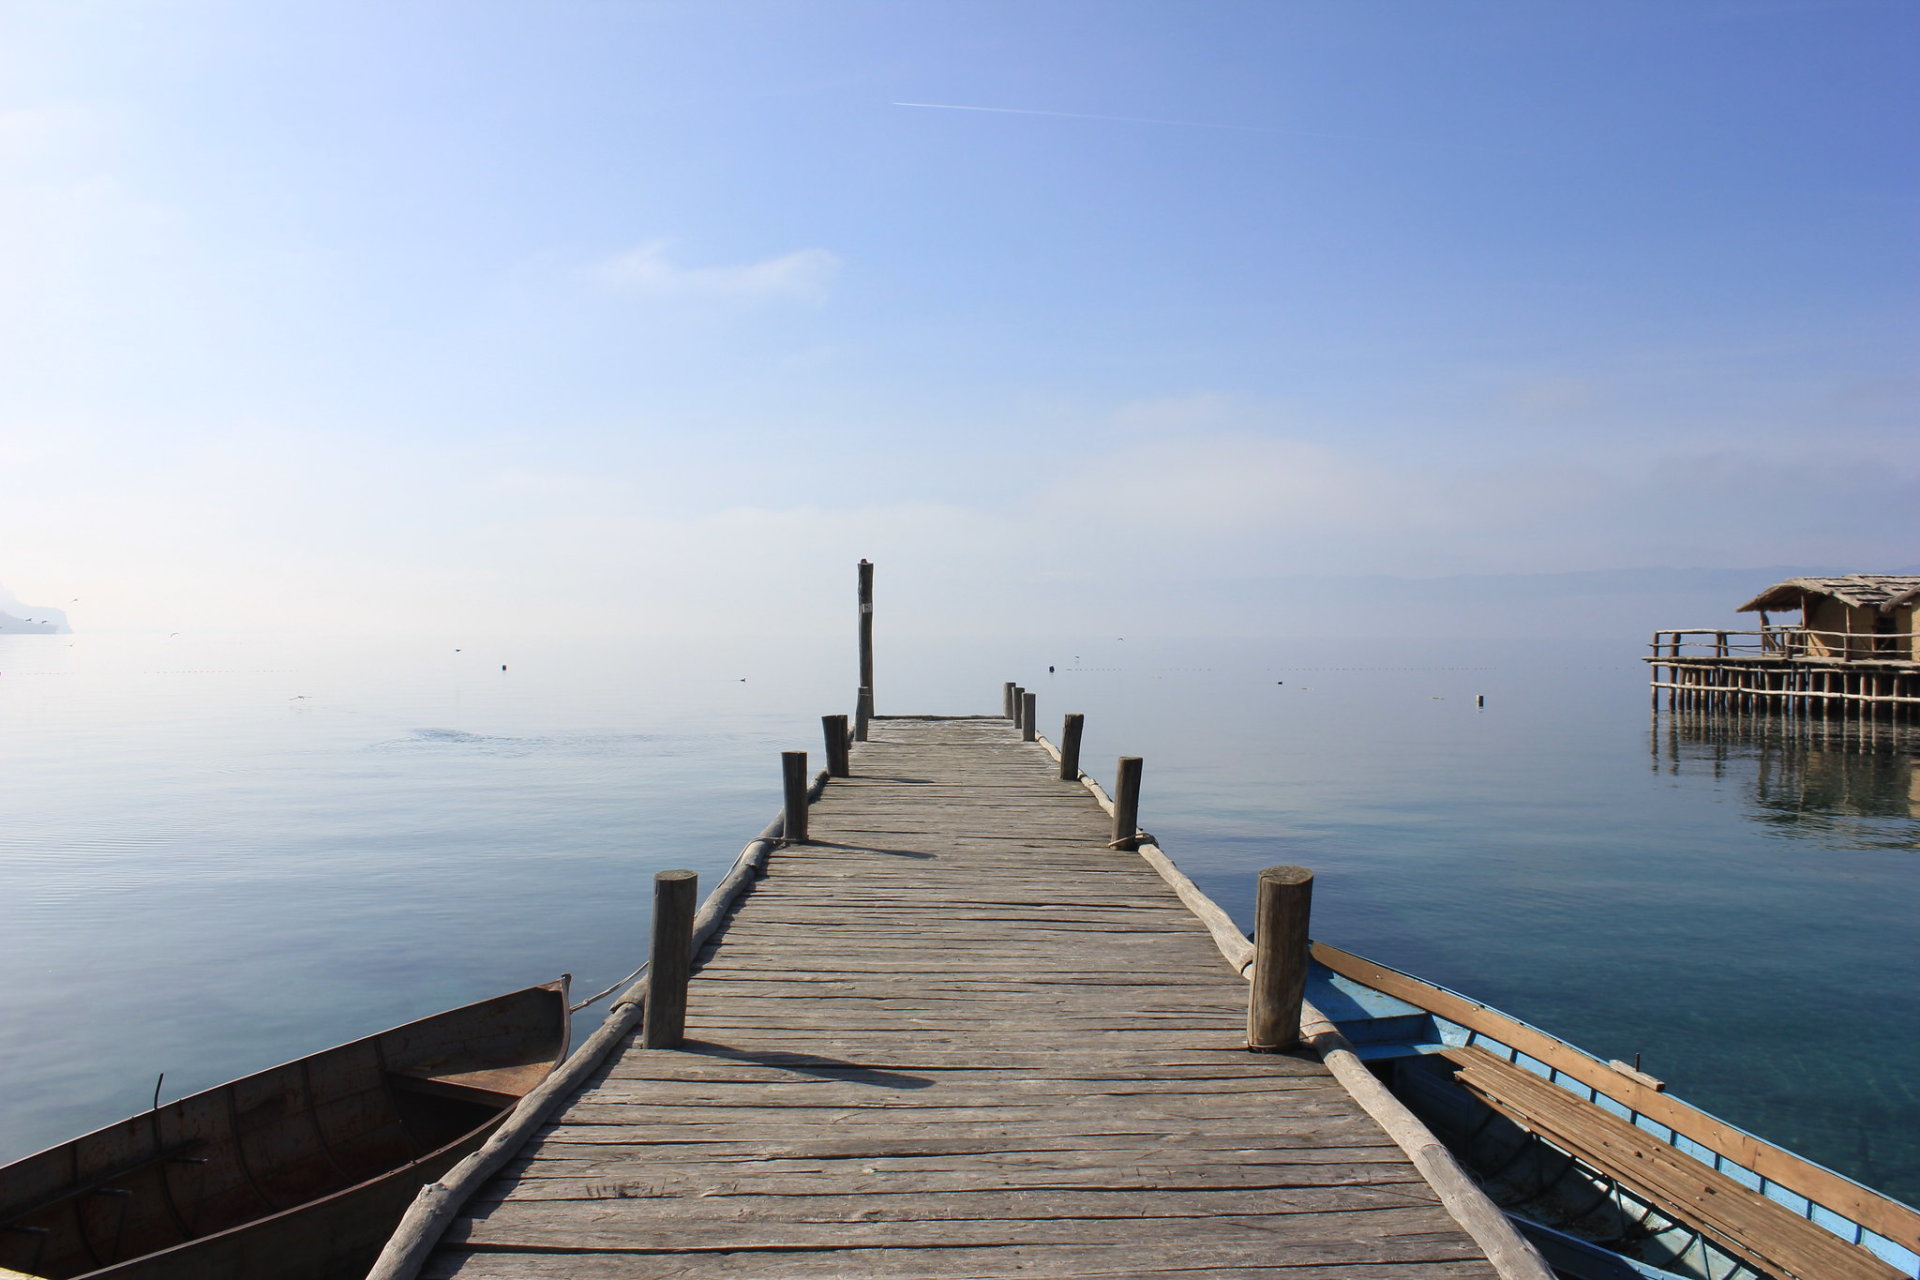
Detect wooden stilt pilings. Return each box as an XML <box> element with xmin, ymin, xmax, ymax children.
<box><xmin>1248</xmin><ymin>866</ymin><xmax>1314</xmax><ymax>1053</ymax></box>
<box><xmin>1111</xmin><ymin>755</ymin><xmax>1143</xmax><ymax>851</ymax></box>
<box><xmin>822</xmin><ymin>715</ymin><xmax>850</xmax><ymax>777</ymax></box>
<box><xmin>640</xmin><ymin>869</ymin><xmax>696</xmax><ymax>1049</ymax></box>
<box><xmin>781</xmin><ymin>750</ymin><xmax>810</xmax><ymax>844</ymax></box>
<box><xmin>1648</xmin><ymin>635</ymin><xmax>1919</xmax><ymax>722</ymax></box>
<box><xmin>1058</xmin><ymin>712</ymin><xmax>1085</xmax><ymax>781</ymax></box>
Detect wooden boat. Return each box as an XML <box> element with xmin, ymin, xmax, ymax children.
<box><xmin>1307</xmin><ymin>943</ymin><xmax>1919</xmax><ymax>1280</ymax></box>
<box><xmin>0</xmin><ymin>981</ymin><xmax>569</xmax><ymax>1280</ymax></box>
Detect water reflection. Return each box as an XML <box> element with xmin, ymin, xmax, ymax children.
<box><xmin>1654</xmin><ymin>712</ymin><xmax>1920</xmax><ymax>849</ymax></box>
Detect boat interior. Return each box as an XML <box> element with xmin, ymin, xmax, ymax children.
<box><xmin>0</xmin><ymin>984</ymin><xmax>565</xmax><ymax>1280</ymax></box>
<box><xmin>1307</xmin><ymin>946</ymin><xmax>1916</xmax><ymax>1280</ymax></box>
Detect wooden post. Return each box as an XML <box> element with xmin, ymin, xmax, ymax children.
<box><xmin>1111</xmin><ymin>756</ymin><xmax>1142</xmax><ymax>851</ymax></box>
<box><xmin>782</xmin><ymin>750</ymin><xmax>810</xmax><ymax>844</ymax></box>
<box><xmin>1059</xmin><ymin>713</ymin><xmax>1085</xmax><ymax>781</ymax></box>
<box><xmin>1020</xmin><ymin>691</ymin><xmax>1037</xmax><ymax>742</ymax></box>
<box><xmin>642</xmin><ymin>869</ymin><xmax>697</xmax><ymax>1049</ymax></box>
<box><xmin>854</xmin><ymin>686</ymin><xmax>873</xmax><ymax>742</ymax></box>
<box><xmin>857</xmin><ymin>559</ymin><xmax>874</xmax><ymax>704</ymax></box>
<box><xmin>821</xmin><ymin>715</ymin><xmax>850</xmax><ymax>777</ymax></box>
<box><xmin>1010</xmin><ymin>685</ymin><xmax>1025</xmax><ymax>729</ymax></box>
<box><xmin>1002</xmin><ymin>681</ymin><xmax>1017</xmax><ymax>718</ymax></box>
<box><xmin>1247</xmin><ymin>865</ymin><xmax>1313</xmax><ymax>1053</ymax></box>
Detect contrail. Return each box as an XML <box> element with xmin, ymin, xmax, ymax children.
<box><xmin>891</xmin><ymin>101</ymin><xmax>1269</xmax><ymax>132</ymax></box>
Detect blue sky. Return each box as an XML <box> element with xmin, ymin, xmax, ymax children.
<box><xmin>1</xmin><ymin>1</ymin><xmax>1914</xmax><ymax>637</ymax></box>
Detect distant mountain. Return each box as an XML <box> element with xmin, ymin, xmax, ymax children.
<box><xmin>0</xmin><ymin>584</ymin><xmax>71</xmax><ymax>634</ymax></box>
<box><xmin>1176</xmin><ymin>564</ymin><xmax>1892</xmax><ymax>642</ymax></box>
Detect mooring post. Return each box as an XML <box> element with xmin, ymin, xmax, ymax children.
<box><xmin>782</xmin><ymin>750</ymin><xmax>810</xmax><ymax>844</ymax></box>
<box><xmin>1020</xmin><ymin>691</ymin><xmax>1037</xmax><ymax>742</ymax></box>
<box><xmin>1011</xmin><ymin>685</ymin><xmax>1025</xmax><ymax>730</ymax></box>
<box><xmin>642</xmin><ymin>869</ymin><xmax>697</xmax><ymax>1049</ymax></box>
<box><xmin>1111</xmin><ymin>756</ymin><xmax>1143</xmax><ymax>851</ymax></box>
<box><xmin>822</xmin><ymin>715</ymin><xmax>850</xmax><ymax>777</ymax></box>
<box><xmin>1248</xmin><ymin>865</ymin><xmax>1314</xmax><ymax>1053</ymax></box>
<box><xmin>854</xmin><ymin>686</ymin><xmax>873</xmax><ymax>742</ymax></box>
<box><xmin>1003</xmin><ymin>681</ymin><xmax>1017</xmax><ymax>718</ymax></box>
<box><xmin>1059</xmin><ymin>713</ymin><xmax>1085</xmax><ymax>781</ymax></box>
<box><xmin>857</xmin><ymin>559</ymin><xmax>874</xmax><ymax>705</ymax></box>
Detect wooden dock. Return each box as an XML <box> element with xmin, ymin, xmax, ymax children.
<box><xmin>410</xmin><ymin>716</ymin><xmax>1508</xmax><ymax>1279</ymax></box>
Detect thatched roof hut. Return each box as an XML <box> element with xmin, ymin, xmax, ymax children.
<box><xmin>1734</xmin><ymin>574</ymin><xmax>1919</xmax><ymax>660</ymax></box>
<box><xmin>1736</xmin><ymin>574</ymin><xmax>1920</xmax><ymax>615</ymax></box>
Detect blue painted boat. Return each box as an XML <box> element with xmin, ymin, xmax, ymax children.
<box><xmin>1308</xmin><ymin>942</ymin><xmax>1919</xmax><ymax>1280</ymax></box>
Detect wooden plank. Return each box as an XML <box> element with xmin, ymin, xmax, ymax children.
<box><xmin>573</xmin><ymin>1074</ymin><xmax>1337</xmax><ymax>1098</ymax></box>
<box><xmin>590</xmin><ymin>1060</ymin><xmax>1333</xmax><ymax>1082</ymax></box>
<box><xmin>446</xmin><ymin>1211</ymin><xmax>1484</xmax><ymax>1261</ymax></box>
<box><xmin>427</xmin><ymin>1249</ymin><xmax>1501</xmax><ymax>1280</ymax></box>
<box><xmin>505</xmin><ymin>1129</ymin><xmax>1402</xmax><ymax>1161</ymax></box>
<box><xmin>463</xmin><ymin>1186</ymin><xmax>1437</xmax><ymax>1218</ymax></box>
<box><xmin>504</xmin><ymin>1148</ymin><xmax>1421</xmax><ymax>1177</ymax></box>
<box><xmin>535</xmin><ymin>1113</ymin><xmax>1376</xmax><ymax>1140</ymax></box>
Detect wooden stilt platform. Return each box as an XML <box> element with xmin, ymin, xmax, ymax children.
<box><xmin>420</xmin><ymin>717</ymin><xmax>1502</xmax><ymax>1279</ymax></box>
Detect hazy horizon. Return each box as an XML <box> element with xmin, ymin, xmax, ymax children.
<box><xmin>2</xmin><ymin>2</ymin><xmax>1913</xmax><ymax>639</ymax></box>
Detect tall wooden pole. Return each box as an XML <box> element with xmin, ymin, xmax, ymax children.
<box><xmin>642</xmin><ymin>869</ymin><xmax>697</xmax><ymax>1049</ymax></box>
<box><xmin>1020</xmin><ymin>691</ymin><xmax>1037</xmax><ymax>742</ymax></box>
<box><xmin>1247</xmin><ymin>866</ymin><xmax>1314</xmax><ymax>1052</ymax></box>
<box><xmin>857</xmin><ymin>559</ymin><xmax>874</xmax><ymax>707</ymax></box>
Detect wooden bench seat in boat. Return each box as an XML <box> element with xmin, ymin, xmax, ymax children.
<box><xmin>1442</xmin><ymin>1044</ymin><xmax>1900</xmax><ymax>1280</ymax></box>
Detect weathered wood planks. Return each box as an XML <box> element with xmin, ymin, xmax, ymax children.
<box><xmin>423</xmin><ymin>717</ymin><xmax>1500</xmax><ymax>1279</ymax></box>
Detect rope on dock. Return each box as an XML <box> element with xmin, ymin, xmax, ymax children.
<box><xmin>567</xmin><ymin>963</ymin><xmax>649</xmax><ymax>1013</ymax></box>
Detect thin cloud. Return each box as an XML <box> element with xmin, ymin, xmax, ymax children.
<box><xmin>892</xmin><ymin>101</ymin><xmax>1272</xmax><ymax>133</ymax></box>
<box><xmin>588</xmin><ymin>240</ymin><xmax>842</xmax><ymax>302</ymax></box>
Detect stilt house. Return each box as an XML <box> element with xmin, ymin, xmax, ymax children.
<box><xmin>1650</xmin><ymin>573</ymin><xmax>1920</xmax><ymax>717</ymax></box>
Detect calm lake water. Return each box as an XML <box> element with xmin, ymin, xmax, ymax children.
<box><xmin>2</xmin><ymin>629</ymin><xmax>1915</xmax><ymax>1206</ymax></box>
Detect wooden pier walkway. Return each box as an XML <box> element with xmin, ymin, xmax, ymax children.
<box><xmin>420</xmin><ymin>717</ymin><xmax>1502</xmax><ymax>1279</ymax></box>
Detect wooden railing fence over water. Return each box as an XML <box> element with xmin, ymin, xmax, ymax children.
<box><xmin>1648</xmin><ymin>628</ymin><xmax>1920</xmax><ymax>718</ymax></box>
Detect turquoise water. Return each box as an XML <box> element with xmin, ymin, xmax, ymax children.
<box><xmin>2</xmin><ymin>630</ymin><xmax>1915</xmax><ymax>1206</ymax></box>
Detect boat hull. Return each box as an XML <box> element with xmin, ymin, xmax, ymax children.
<box><xmin>0</xmin><ymin>982</ymin><xmax>568</xmax><ymax>1280</ymax></box>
